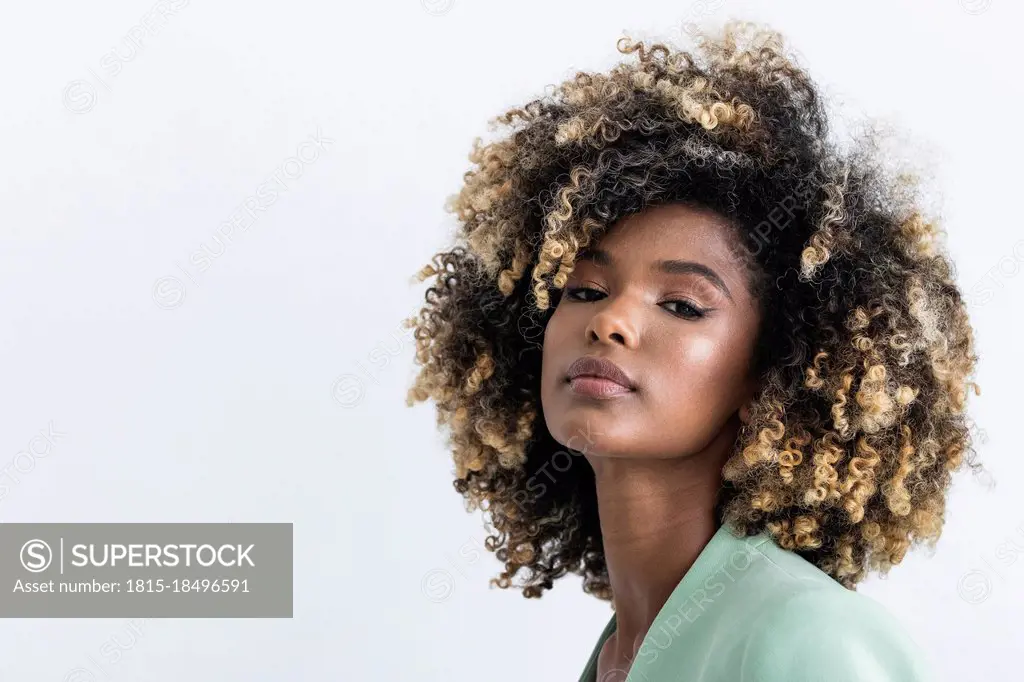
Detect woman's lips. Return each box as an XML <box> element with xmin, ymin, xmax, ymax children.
<box><xmin>565</xmin><ymin>355</ymin><xmax>637</xmax><ymax>399</ymax></box>
<box><xmin>568</xmin><ymin>376</ymin><xmax>634</xmax><ymax>399</ymax></box>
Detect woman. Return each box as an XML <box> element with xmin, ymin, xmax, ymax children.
<box><xmin>405</xmin><ymin>20</ymin><xmax>980</xmax><ymax>681</ymax></box>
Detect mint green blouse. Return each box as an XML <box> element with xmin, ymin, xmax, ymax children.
<box><xmin>579</xmin><ymin>523</ymin><xmax>934</xmax><ymax>681</ymax></box>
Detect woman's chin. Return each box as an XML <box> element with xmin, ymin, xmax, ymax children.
<box><xmin>547</xmin><ymin>416</ymin><xmax>636</xmax><ymax>459</ymax></box>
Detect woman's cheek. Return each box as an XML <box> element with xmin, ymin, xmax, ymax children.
<box><xmin>680</xmin><ymin>334</ymin><xmax>721</xmax><ymax>365</ymax></box>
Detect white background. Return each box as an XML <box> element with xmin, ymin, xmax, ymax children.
<box><xmin>0</xmin><ymin>0</ymin><xmax>1021</xmax><ymax>680</ymax></box>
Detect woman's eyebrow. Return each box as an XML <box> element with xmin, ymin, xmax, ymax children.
<box><xmin>654</xmin><ymin>259</ymin><xmax>733</xmax><ymax>302</ymax></box>
<box><xmin>579</xmin><ymin>248</ymin><xmax>733</xmax><ymax>302</ymax></box>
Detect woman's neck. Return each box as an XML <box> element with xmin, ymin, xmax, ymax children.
<box><xmin>589</xmin><ymin>428</ymin><xmax>736</xmax><ymax>665</ymax></box>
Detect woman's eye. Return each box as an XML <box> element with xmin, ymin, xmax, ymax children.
<box><xmin>565</xmin><ymin>286</ymin><xmax>605</xmax><ymax>301</ymax></box>
<box><xmin>661</xmin><ymin>300</ymin><xmax>706</xmax><ymax>319</ymax></box>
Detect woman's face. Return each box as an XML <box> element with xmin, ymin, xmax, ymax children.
<box><xmin>540</xmin><ymin>202</ymin><xmax>763</xmax><ymax>460</ymax></box>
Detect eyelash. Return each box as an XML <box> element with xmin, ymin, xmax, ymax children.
<box><xmin>563</xmin><ymin>286</ymin><xmax>707</xmax><ymax>320</ymax></box>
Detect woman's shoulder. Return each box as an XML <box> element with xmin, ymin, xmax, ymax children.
<box><xmin>739</xmin><ymin>578</ymin><xmax>935</xmax><ymax>681</ymax></box>
<box><xmin>713</xmin><ymin>532</ymin><xmax>933</xmax><ymax>680</ymax></box>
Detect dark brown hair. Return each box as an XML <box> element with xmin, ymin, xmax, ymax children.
<box><xmin>405</xmin><ymin>21</ymin><xmax>982</xmax><ymax>598</ymax></box>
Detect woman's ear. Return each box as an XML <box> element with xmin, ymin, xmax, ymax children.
<box><xmin>738</xmin><ymin>401</ymin><xmax>752</xmax><ymax>425</ymax></box>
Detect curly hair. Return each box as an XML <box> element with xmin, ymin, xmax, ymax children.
<box><xmin>404</xmin><ymin>20</ymin><xmax>982</xmax><ymax>598</ymax></box>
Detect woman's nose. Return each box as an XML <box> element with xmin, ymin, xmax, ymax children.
<box><xmin>584</xmin><ymin>298</ymin><xmax>639</xmax><ymax>348</ymax></box>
